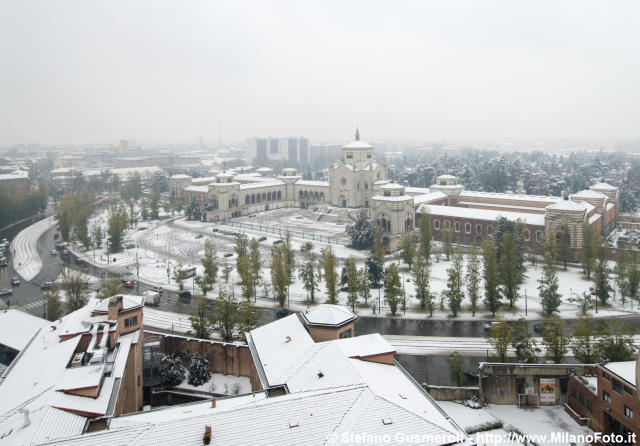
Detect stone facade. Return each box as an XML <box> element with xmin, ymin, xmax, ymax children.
<box><xmin>170</xmin><ymin>136</ymin><xmax>618</xmax><ymax>253</ymax></box>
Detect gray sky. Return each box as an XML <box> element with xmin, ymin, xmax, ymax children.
<box><xmin>1</xmin><ymin>0</ymin><xmax>639</xmax><ymax>146</ymax></box>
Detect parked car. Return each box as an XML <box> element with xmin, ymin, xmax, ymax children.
<box><xmin>195</xmin><ymin>234</ymin><xmax>203</xmax><ymax>239</ymax></box>
<box><xmin>178</xmin><ymin>290</ymin><xmax>192</xmax><ymax>301</ymax></box>
<box><xmin>257</xmin><ymin>236</ymin><xmax>267</xmax><ymax>242</ymax></box>
<box><xmin>212</xmin><ymin>228</ymin><xmax>219</xmax><ymax>233</ymax></box>
<box><xmin>0</xmin><ymin>258</ymin><xmax>7</xmax><ymax>267</ymax></box>
<box><xmin>276</xmin><ymin>308</ymin><xmax>292</xmax><ymax>318</ymax></box>
<box><xmin>143</xmin><ymin>290</ymin><xmax>160</xmax><ymax>307</ymax></box>
<box><xmin>123</xmin><ymin>281</ymin><xmax>134</xmax><ymax>289</ymax></box>
<box><xmin>463</xmin><ymin>371</ymin><xmax>480</xmax><ymax>384</ymax></box>
<box><xmin>50</xmin><ymin>249</ymin><xmax>57</xmax><ymax>255</ymax></box>
<box><xmin>533</xmin><ymin>322</ymin><xmax>546</xmax><ymax>333</ymax></box>
<box><xmin>151</xmin><ymin>285</ymin><xmax>164</xmax><ymax>294</ymax></box>
<box><xmin>63</xmin><ymin>249</ymin><xmax>69</xmax><ymax>255</ymax></box>
<box><xmin>11</xmin><ymin>277</ymin><xmax>20</xmax><ymax>286</ymax></box>
<box><xmin>223</xmin><ymin>252</ymin><xmax>233</xmax><ymax>257</ymax></box>
<box><xmin>125</xmin><ymin>243</ymin><xmax>136</xmax><ymax>249</ymax></box>
<box><xmin>40</xmin><ymin>282</ymin><xmax>52</xmax><ymax>290</ymax></box>
<box><xmin>74</xmin><ymin>258</ymin><xmax>83</xmax><ymax>265</ymax></box>
<box><xmin>0</xmin><ymin>289</ymin><xmax>12</xmax><ymax>296</ymax></box>
<box><xmin>273</xmin><ymin>239</ymin><xmax>283</xmax><ymax>245</ymax></box>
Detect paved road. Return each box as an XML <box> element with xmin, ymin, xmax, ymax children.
<box><xmin>1</xmin><ymin>223</ymin><xmax>64</xmax><ymax>315</ymax></box>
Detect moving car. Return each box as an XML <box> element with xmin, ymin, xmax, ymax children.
<box><xmin>50</xmin><ymin>249</ymin><xmax>57</xmax><ymax>255</ymax></box>
<box><xmin>123</xmin><ymin>281</ymin><xmax>134</xmax><ymax>289</ymax></box>
<box><xmin>223</xmin><ymin>252</ymin><xmax>233</xmax><ymax>257</ymax></box>
<box><xmin>143</xmin><ymin>290</ymin><xmax>160</xmax><ymax>306</ymax></box>
<box><xmin>11</xmin><ymin>277</ymin><xmax>20</xmax><ymax>286</ymax></box>
<box><xmin>178</xmin><ymin>290</ymin><xmax>192</xmax><ymax>301</ymax></box>
<box><xmin>40</xmin><ymin>282</ymin><xmax>52</xmax><ymax>290</ymax></box>
<box><xmin>0</xmin><ymin>258</ymin><xmax>7</xmax><ymax>267</ymax></box>
<box><xmin>125</xmin><ymin>243</ymin><xmax>136</xmax><ymax>249</ymax></box>
<box><xmin>0</xmin><ymin>289</ymin><xmax>12</xmax><ymax>296</ymax></box>
<box><xmin>257</xmin><ymin>236</ymin><xmax>267</xmax><ymax>242</ymax></box>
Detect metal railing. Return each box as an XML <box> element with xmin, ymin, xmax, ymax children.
<box><xmin>219</xmin><ymin>220</ymin><xmax>350</xmax><ymax>246</ymax></box>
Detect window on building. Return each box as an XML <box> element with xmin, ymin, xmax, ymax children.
<box><xmin>124</xmin><ymin>315</ymin><xmax>138</xmax><ymax>328</ymax></box>
<box><xmin>454</xmin><ymin>222</ymin><xmax>460</xmax><ymax>232</ymax></box>
<box><xmin>444</xmin><ymin>221</ymin><xmax>450</xmax><ymax>230</ymax></box>
<box><xmin>625</xmin><ymin>405</ymin><xmax>633</xmax><ymax>419</ymax></box>
<box><xmin>624</xmin><ymin>385</ymin><xmax>633</xmax><ymax>395</ymax></box>
<box><xmin>487</xmin><ymin>226</ymin><xmax>494</xmax><ymax>236</ymax></box>
<box><xmin>536</xmin><ymin>231</ymin><xmax>542</xmax><ymax>242</ymax></box>
<box><xmin>613</xmin><ymin>379</ymin><xmax>623</xmax><ymax>394</ymax></box>
<box><xmin>476</xmin><ymin>224</ymin><xmax>482</xmax><ymax>235</ymax></box>
<box><xmin>339</xmin><ymin>329</ymin><xmax>352</xmax><ymax>339</ymax></box>
<box><xmin>587</xmin><ymin>400</ymin><xmax>592</xmax><ymax>412</ymax></box>
<box><xmin>570</xmin><ymin>387</ymin><xmax>577</xmax><ymax>398</ymax></box>
<box><xmin>364</xmin><ymin>182</ymin><xmax>369</xmax><ymax>189</ymax></box>
<box><xmin>367</xmin><ymin>154</ymin><xmax>372</xmax><ymax>159</ymax></box>
<box><xmin>365</xmin><ymin>201</ymin><xmax>369</xmax><ymax>208</ymax></box>
<box><xmin>579</xmin><ymin>393</ymin><xmax>584</xmax><ymax>404</ymax></box>
<box><xmin>603</xmin><ymin>390</ymin><xmax>611</xmax><ymax>404</ymax></box>
<box><xmin>346</xmin><ymin>154</ymin><xmax>353</xmax><ymax>159</ymax></box>
<box><xmin>465</xmin><ymin>223</ymin><xmax>471</xmax><ymax>234</ymax></box>
<box><xmin>524</xmin><ymin>230</ymin><xmax>530</xmax><ymax>241</ymax></box>
<box><xmin>602</xmin><ymin>371</ymin><xmax>610</xmax><ymax>381</ymax></box>
<box><xmin>434</xmin><ymin>220</ymin><xmax>440</xmax><ymax>230</ymax></box>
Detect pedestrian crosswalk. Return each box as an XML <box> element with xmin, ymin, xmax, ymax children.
<box><xmin>20</xmin><ymin>299</ymin><xmax>45</xmax><ymax>310</ymax></box>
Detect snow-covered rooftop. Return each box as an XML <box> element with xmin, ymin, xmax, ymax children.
<box><xmin>603</xmin><ymin>361</ymin><xmax>636</xmax><ymax>386</ymax></box>
<box><xmin>92</xmin><ymin>294</ymin><xmax>144</xmax><ymax>314</ymax></box>
<box><xmin>295</xmin><ymin>179</ymin><xmax>330</xmax><ymax>187</ymax></box>
<box><xmin>247</xmin><ymin>314</ymin><xmax>315</xmax><ymax>387</ymax></box>
<box><xmin>184</xmin><ymin>185</ymin><xmax>209</xmax><ymax>193</ymax></box>
<box><xmin>0</xmin><ymin>309</ymin><xmax>48</xmax><ymax>351</ymax></box>
<box><xmin>170</xmin><ymin>174</ymin><xmax>191</xmax><ymax>179</ymax></box>
<box><xmin>413</xmin><ymin>191</ymin><xmax>447</xmax><ymax>204</ymax></box>
<box><xmin>459</xmin><ymin>190</ymin><xmax>560</xmax><ymax>204</ymax></box>
<box><xmin>256</xmin><ymin>167</ymin><xmax>274</xmax><ymax>172</ymax></box>
<box><xmin>239</xmin><ymin>180</ymin><xmax>284</xmax><ymax>190</ymax></box>
<box><xmin>546</xmin><ymin>199</ymin><xmax>594</xmax><ymax>213</ymax></box>
<box><xmin>300</xmin><ymin>304</ymin><xmax>356</xmax><ymax>327</ymax></box>
<box><xmin>571</xmin><ymin>189</ymin><xmax>607</xmax><ymax>199</ymax></box>
<box><xmin>371</xmin><ymin>194</ymin><xmax>414</xmax><ymax>202</ymax></box>
<box><xmin>590</xmin><ymin>182</ymin><xmax>617</xmax><ymax>191</ymax></box>
<box><xmin>0</xmin><ymin>170</ymin><xmax>29</xmax><ymax>181</ymax></box>
<box><xmin>342</xmin><ymin>140</ymin><xmax>374</xmax><ymax>150</ymax></box>
<box><xmin>334</xmin><ymin>333</ymin><xmax>395</xmax><ymax>359</ymax></box>
<box><xmin>419</xmin><ymin>204</ymin><xmax>546</xmax><ymax>226</ymax></box>
<box><xmin>380</xmin><ymin>182</ymin><xmax>404</xmax><ymax>190</ymax></box>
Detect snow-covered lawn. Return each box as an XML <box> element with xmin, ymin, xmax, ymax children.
<box><xmin>11</xmin><ymin>216</ymin><xmax>56</xmax><ymax>281</ymax></box>
<box><xmin>439</xmin><ymin>401</ymin><xmax>594</xmax><ymax>446</ymax></box>
<box><xmin>68</xmin><ymin>208</ymin><xmax>639</xmax><ymax>321</ymax></box>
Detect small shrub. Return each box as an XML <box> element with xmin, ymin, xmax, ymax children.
<box><xmin>188</xmin><ymin>354</ymin><xmax>212</xmax><ymax>387</ymax></box>
<box><xmin>161</xmin><ymin>353</ymin><xmax>186</xmax><ymax>387</ymax></box>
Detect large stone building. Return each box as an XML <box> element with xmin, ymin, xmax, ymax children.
<box><xmin>170</xmin><ymin>132</ymin><xmax>618</xmax><ymax>253</ymax></box>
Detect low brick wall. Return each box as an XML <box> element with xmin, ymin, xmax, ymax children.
<box><xmin>145</xmin><ymin>331</ymin><xmax>262</xmax><ymax>392</ymax></box>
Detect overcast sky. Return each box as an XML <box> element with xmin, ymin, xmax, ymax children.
<box><xmin>1</xmin><ymin>0</ymin><xmax>639</xmax><ymax>146</ymax></box>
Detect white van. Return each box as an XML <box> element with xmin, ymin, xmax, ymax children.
<box><xmin>143</xmin><ymin>290</ymin><xmax>160</xmax><ymax>307</ymax></box>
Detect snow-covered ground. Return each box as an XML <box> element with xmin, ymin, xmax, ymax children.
<box><xmin>176</xmin><ymin>372</ymin><xmax>251</xmax><ymax>396</ymax></box>
<box><xmin>10</xmin><ymin>216</ymin><xmax>57</xmax><ymax>281</ymax></box>
<box><xmin>69</xmin><ymin>207</ymin><xmax>640</xmax><ymax>321</ymax></box>
<box><xmin>439</xmin><ymin>401</ymin><xmax>594</xmax><ymax>446</ymax></box>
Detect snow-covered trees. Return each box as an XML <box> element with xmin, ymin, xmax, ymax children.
<box><xmin>270</xmin><ymin>244</ymin><xmax>289</xmax><ymax>307</ymax></box>
<box><xmin>466</xmin><ymin>244</ymin><xmax>481</xmax><ymax>317</ymax></box>
<box><xmin>384</xmin><ymin>263</ymin><xmax>402</xmax><ymax>316</ymax></box>
<box><xmin>482</xmin><ymin>240</ymin><xmax>501</xmax><ymax>317</ymax></box>
<box><xmin>299</xmin><ymin>251</ymin><xmax>319</xmax><ymax>302</ymax></box>
<box><xmin>511</xmin><ymin>319</ymin><xmax>540</xmax><ymax>363</ymax></box>
<box><xmin>542</xmin><ymin>316</ymin><xmax>568</xmax><ymax>364</ymax></box>
<box><xmin>412</xmin><ymin>244</ymin><xmax>432</xmax><ymax>314</ymax></box>
<box><xmin>322</xmin><ymin>245</ymin><xmax>339</xmax><ymax>304</ymax></box>
<box><xmin>188</xmin><ymin>354</ymin><xmax>212</xmax><ymax>387</ymax></box>
<box><xmin>201</xmin><ymin>239</ymin><xmax>219</xmax><ymax>295</ymax></box>
<box><xmin>446</xmin><ymin>351</ymin><xmax>464</xmax><ymax>386</ymax></box>
<box><xmin>45</xmin><ymin>287</ymin><xmax>62</xmax><ymax>321</ymax></box>
<box><xmin>592</xmin><ymin>239</ymin><xmax>613</xmax><ymax>304</ymax></box>
<box><xmin>161</xmin><ymin>353</ymin><xmax>186</xmax><ymax>386</ymax></box>
<box><xmin>488</xmin><ymin>319</ymin><xmax>512</xmax><ymax>363</ymax></box>
<box><xmin>445</xmin><ymin>251</ymin><xmax>464</xmax><ymax>317</ymax></box>
<box><xmin>538</xmin><ymin>251</ymin><xmax>562</xmax><ymax>316</ymax></box>
<box><xmin>346</xmin><ymin>217</ymin><xmax>375</xmax><ymax>249</ymax></box>
<box><xmin>346</xmin><ymin>257</ymin><xmax>358</xmax><ymax>311</ymax></box>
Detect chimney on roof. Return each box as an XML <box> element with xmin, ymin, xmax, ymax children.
<box><xmin>285</xmin><ymin>336</ymin><xmax>291</xmax><ymax>343</ymax></box>
<box><xmin>108</xmin><ymin>295</ymin><xmax>123</xmax><ymax>320</ymax></box>
<box><xmin>203</xmin><ymin>425</ymin><xmax>212</xmax><ymax>445</ymax></box>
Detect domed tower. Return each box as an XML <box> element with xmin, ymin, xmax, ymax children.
<box><xmin>208</xmin><ymin>171</ymin><xmax>241</xmax><ymax>219</ymax></box>
<box><xmin>329</xmin><ymin>129</ymin><xmax>386</xmax><ymax>210</ymax></box>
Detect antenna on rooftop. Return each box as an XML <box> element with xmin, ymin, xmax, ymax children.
<box><xmin>355</xmin><ymin>126</ymin><xmax>360</xmax><ymax>141</ymax></box>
